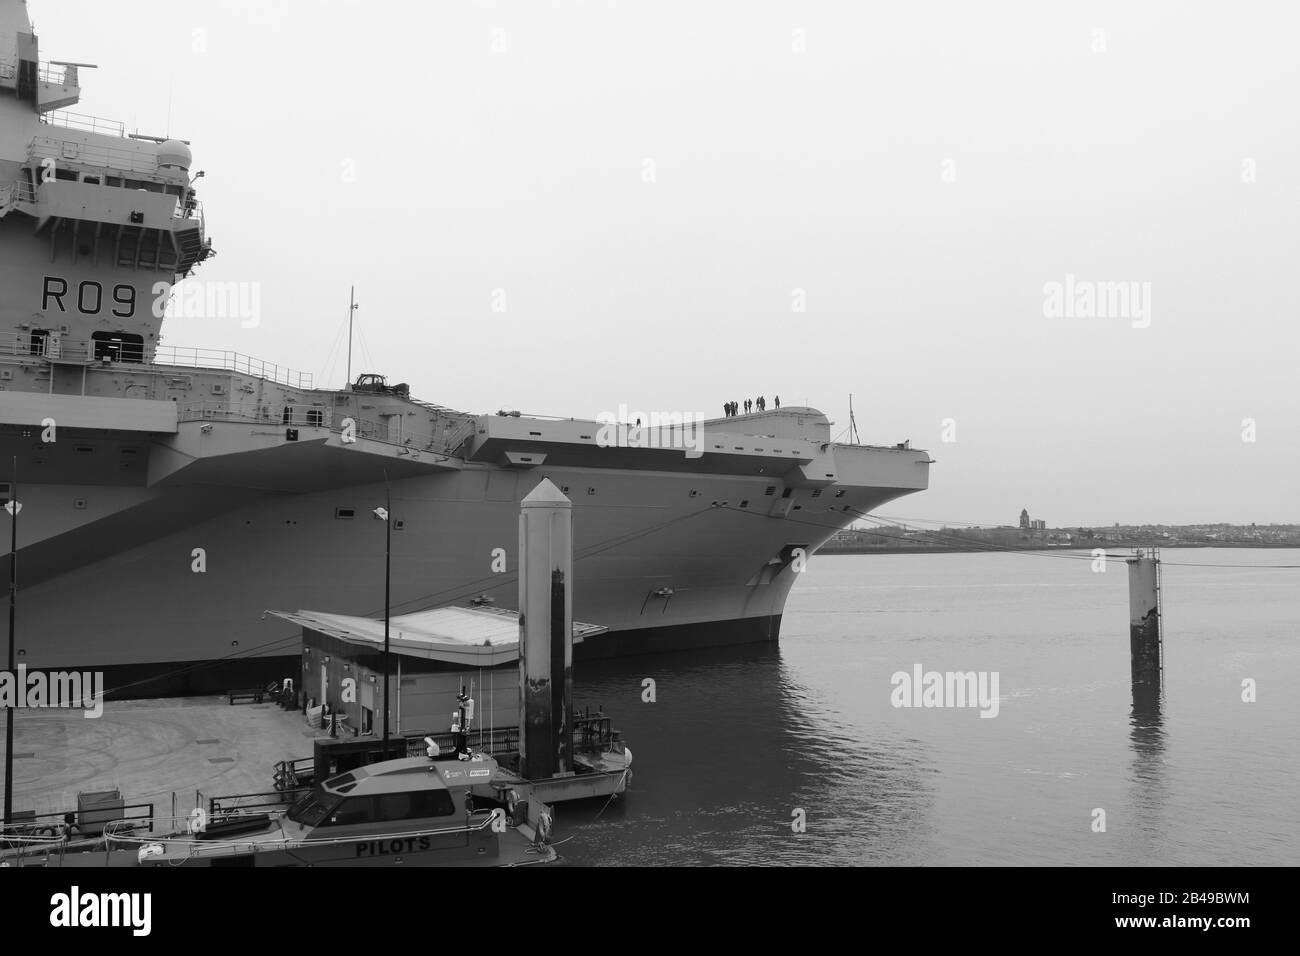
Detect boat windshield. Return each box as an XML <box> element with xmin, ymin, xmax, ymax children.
<box><xmin>287</xmin><ymin>788</ymin><xmax>341</xmax><ymax>827</ymax></box>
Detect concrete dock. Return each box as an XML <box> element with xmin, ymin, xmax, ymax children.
<box><xmin>1</xmin><ymin>697</ymin><xmax>324</xmax><ymax>822</ymax></box>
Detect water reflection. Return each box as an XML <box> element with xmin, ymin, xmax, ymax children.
<box><xmin>1127</xmin><ymin>678</ymin><xmax>1167</xmax><ymax>854</ymax></box>
<box><xmin>561</xmin><ymin>642</ymin><xmax>932</xmax><ymax>865</ymax></box>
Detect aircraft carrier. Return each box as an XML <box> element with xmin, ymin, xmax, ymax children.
<box><xmin>0</xmin><ymin>1</ymin><xmax>930</xmax><ymax>695</ymax></box>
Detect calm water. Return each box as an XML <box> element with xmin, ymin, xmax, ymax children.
<box><xmin>561</xmin><ymin>549</ymin><xmax>1300</xmax><ymax>865</ymax></box>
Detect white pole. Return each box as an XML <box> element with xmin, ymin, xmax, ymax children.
<box><xmin>517</xmin><ymin>479</ymin><xmax>573</xmax><ymax>780</ymax></box>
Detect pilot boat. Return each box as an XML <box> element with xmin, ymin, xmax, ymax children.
<box><xmin>1</xmin><ymin>752</ymin><xmax>558</xmax><ymax>868</ymax></box>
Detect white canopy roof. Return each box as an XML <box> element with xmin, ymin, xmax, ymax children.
<box><xmin>267</xmin><ymin>605</ymin><xmax>605</xmax><ymax>667</ymax></box>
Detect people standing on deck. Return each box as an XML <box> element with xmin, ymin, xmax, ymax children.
<box><xmin>756</xmin><ymin>396</ymin><xmax>766</xmax><ymax>412</ymax></box>
<box><xmin>774</xmin><ymin>395</ymin><xmax>780</xmax><ymax>409</ymax></box>
<box><xmin>744</xmin><ymin>399</ymin><xmax>751</xmax><ymax>414</ymax></box>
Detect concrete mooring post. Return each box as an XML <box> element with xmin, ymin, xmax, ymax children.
<box><xmin>1125</xmin><ymin>548</ymin><xmax>1163</xmax><ymax>688</ymax></box>
<box><xmin>518</xmin><ymin>479</ymin><xmax>573</xmax><ymax>781</ymax></box>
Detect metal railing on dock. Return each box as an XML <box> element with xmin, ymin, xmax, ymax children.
<box><xmin>405</xmin><ymin>726</ymin><xmax>522</xmax><ymax>758</ymax></box>
<box><xmin>273</xmin><ymin>756</ymin><xmax>316</xmax><ymax>792</ymax></box>
<box><xmin>208</xmin><ymin>789</ymin><xmax>309</xmax><ymax>820</ymax></box>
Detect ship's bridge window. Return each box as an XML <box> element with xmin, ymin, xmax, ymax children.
<box><xmin>54</xmin><ymin>168</ymin><xmax>77</xmax><ymax>182</ymax></box>
<box><xmin>91</xmin><ymin>332</ymin><xmax>144</xmax><ymax>364</ymax></box>
<box><xmin>28</xmin><ymin>330</ymin><xmax>49</xmax><ymax>356</ymax></box>
<box><xmin>124</xmin><ymin>178</ymin><xmax>166</xmax><ymax>194</ymax></box>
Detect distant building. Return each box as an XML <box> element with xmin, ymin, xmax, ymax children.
<box><xmin>1020</xmin><ymin>509</ymin><xmax>1030</xmax><ymax>529</ymax></box>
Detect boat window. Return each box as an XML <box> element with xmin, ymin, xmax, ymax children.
<box><xmin>287</xmin><ymin>789</ymin><xmax>341</xmax><ymax>827</ymax></box>
<box><xmin>325</xmin><ymin>797</ymin><xmax>375</xmax><ymax>827</ymax></box>
<box><xmin>375</xmin><ymin>790</ymin><xmax>455</xmax><ymax>822</ymax></box>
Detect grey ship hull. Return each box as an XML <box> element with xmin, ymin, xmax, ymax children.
<box><xmin>2</xmin><ymin>423</ymin><xmax>926</xmax><ymax>696</ymax></box>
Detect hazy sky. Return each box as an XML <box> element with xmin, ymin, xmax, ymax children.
<box><xmin>30</xmin><ymin>0</ymin><xmax>1300</xmax><ymax>526</ymax></box>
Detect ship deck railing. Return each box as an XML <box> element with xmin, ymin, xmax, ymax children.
<box><xmin>40</xmin><ymin>109</ymin><xmax>127</xmax><ymax>138</ymax></box>
<box><xmin>0</xmin><ymin>343</ymin><xmax>305</xmax><ymax>385</ymax></box>
<box><xmin>154</xmin><ymin>348</ymin><xmax>315</xmax><ymax>389</ymax></box>
<box><xmin>0</xmin><ymin>180</ymin><xmax>37</xmax><ymax>206</ymax></box>
<box><xmin>0</xmin><ymin>331</ymin><xmax>98</xmax><ymax>362</ymax></box>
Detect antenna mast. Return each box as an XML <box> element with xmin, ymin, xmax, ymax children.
<box><xmin>346</xmin><ymin>287</ymin><xmax>358</xmax><ymax>387</ymax></box>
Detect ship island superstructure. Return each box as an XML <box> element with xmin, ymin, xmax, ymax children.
<box><xmin>0</xmin><ymin>2</ymin><xmax>931</xmax><ymax>694</ymax></box>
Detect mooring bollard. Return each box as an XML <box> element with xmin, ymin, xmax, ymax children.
<box><xmin>518</xmin><ymin>479</ymin><xmax>573</xmax><ymax>781</ymax></box>
<box><xmin>1125</xmin><ymin>548</ymin><xmax>1162</xmax><ymax>688</ymax></box>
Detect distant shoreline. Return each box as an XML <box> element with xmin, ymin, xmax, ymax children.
<box><xmin>819</xmin><ymin>543</ymin><xmax>1300</xmax><ymax>555</ymax></box>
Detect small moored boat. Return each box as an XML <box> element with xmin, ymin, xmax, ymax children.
<box><xmin>1</xmin><ymin>752</ymin><xmax>557</xmax><ymax>868</ymax></box>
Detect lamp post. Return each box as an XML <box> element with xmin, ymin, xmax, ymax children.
<box><xmin>4</xmin><ymin>459</ymin><xmax>19</xmax><ymax>827</ymax></box>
